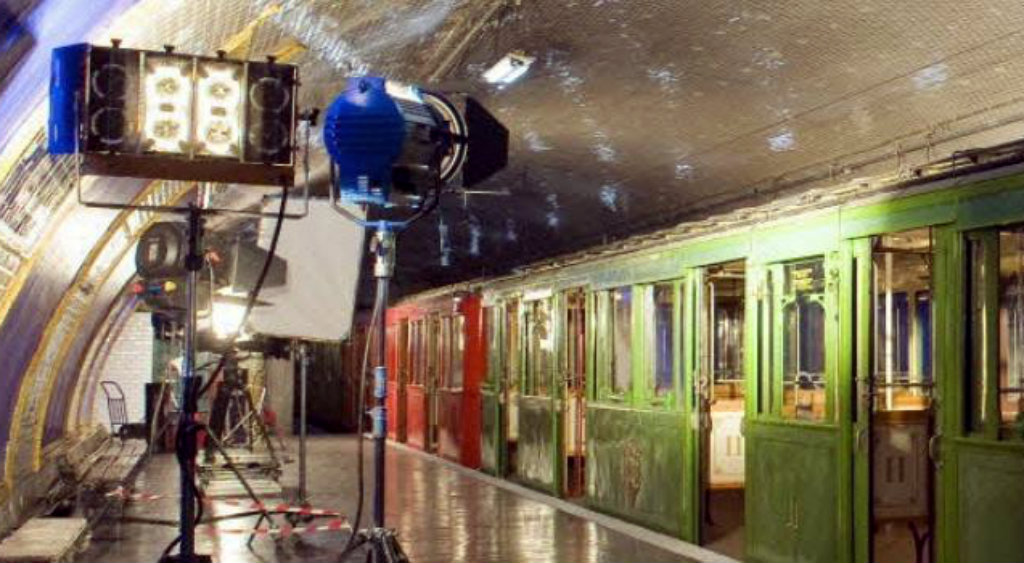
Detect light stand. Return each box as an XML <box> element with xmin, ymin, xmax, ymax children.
<box><xmin>297</xmin><ymin>341</ymin><xmax>309</xmax><ymax>505</ymax></box>
<box><xmin>339</xmin><ymin>224</ymin><xmax>408</xmax><ymax>563</ymax></box>
<box><xmin>321</xmin><ymin>76</ymin><xmax>506</xmax><ymax>563</ymax></box>
<box><xmin>164</xmin><ymin>203</ymin><xmax>212</xmax><ymax>563</ymax></box>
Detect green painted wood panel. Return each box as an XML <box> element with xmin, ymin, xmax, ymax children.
<box><xmin>585</xmin><ymin>405</ymin><xmax>690</xmax><ymax>538</ymax></box>
<box><xmin>481</xmin><ymin>390</ymin><xmax>501</xmax><ymax>475</ymax></box>
<box><xmin>515</xmin><ymin>395</ymin><xmax>558</xmax><ymax>493</ymax></box>
<box><xmin>952</xmin><ymin>441</ymin><xmax>1024</xmax><ymax>563</ymax></box>
<box><xmin>746</xmin><ymin>422</ymin><xmax>841</xmax><ymax>563</ymax></box>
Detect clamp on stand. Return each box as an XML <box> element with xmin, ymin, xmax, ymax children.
<box><xmin>339</xmin><ymin>224</ymin><xmax>408</xmax><ymax>563</ymax></box>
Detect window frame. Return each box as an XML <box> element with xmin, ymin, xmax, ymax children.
<box><xmin>965</xmin><ymin>228</ymin><xmax>1024</xmax><ymax>440</ymax></box>
<box><xmin>599</xmin><ymin>285</ymin><xmax>635</xmax><ymax>402</ymax></box>
<box><xmin>767</xmin><ymin>255</ymin><xmax>835</xmax><ymax>423</ymax></box>
<box><xmin>522</xmin><ymin>297</ymin><xmax>554</xmax><ymax>397</ymax></box>
<box><xmin>642</xmin><ymin>280</ymin><xmax>683</xmax><ymax>410</ymax></box>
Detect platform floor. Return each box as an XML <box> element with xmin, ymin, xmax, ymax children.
<box><xmin>76</xmin><ymin>435</ymin><xmax>711</xmax><ymax>563</ymax></box>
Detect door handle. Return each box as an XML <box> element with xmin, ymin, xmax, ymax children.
<box><xmin>855</xmin><ymin>427</ymin><xmax>868</xmax><ymax>453</ymax></box>
<box><xmin>928</xmin><ymin>434</ymin><xmax>942</xmax><ymax>468</ymax></box>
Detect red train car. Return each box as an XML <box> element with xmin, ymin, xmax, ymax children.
<box><xmin>385</xmin><ymin>288</ymin><xmax>483</xmax><ymax>469</ymax></box>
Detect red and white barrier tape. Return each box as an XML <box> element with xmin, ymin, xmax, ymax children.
<box><xmin>106</xmin><ymin>487</ymin><xmax>342</xmax><ymax>517</ymax></box>
<box><xmin>199</xmin><ymin>518</ymin><xmax>350</xmax><ymax>537</ymax></box>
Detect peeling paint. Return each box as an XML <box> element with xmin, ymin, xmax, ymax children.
<box><xmin>599</xmin><ymin>183</ymin><xmax>622</xmax><ymax>212</ymax></box>
<box><xmin>505</xmin><ymin>218</ymin><xmax>518</xmax><ymax>242</ymax></box>
<box><xmin>912</xmin><ymin>63</ymin><xmax>949</xmax><ymax>91</ymax></box>
<box><xmin>591</xmin><ymin>130</ymin><xmax>618</xmax><ymax>163</ymax></box>
<box><xmin>468</xmin><ymin>215</ymin><xmax>482</xmax><ymax>257</ymax></box>
<box><xmin>523</xmin><ymin>130</ymin><xmax>552</xmax><ymax>152</ymax></box>
<box><xmin>545</xmin><ymin>193</ymin><xmax>560</xmax><ymax>229</ymax></box>
<box><xmin>646</xmin><ymin>66</ymin><xmax>681</xmax><ymax>94</ymax></box>
<box><xmin>768</xmin><ymin>128</ymin><xmax>797</xmax><ymax>152</ymax></box>
<box><xmin>752</xmin><ymin>46</ymin><xmax>786</xmax><ymax>71</ymax></box>
<box><xmin>674</xmin><ymin>162</ymin><xmax>695</xmax><ymax>182</ymax></box>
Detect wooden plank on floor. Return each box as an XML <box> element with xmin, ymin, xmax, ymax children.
<box><xmin>0</xmin><ymin>518</ymin><xmax>88</xmax><ymax>563</ymax></box>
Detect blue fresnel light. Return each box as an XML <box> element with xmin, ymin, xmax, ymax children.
<box><xmin>322</xmin><ymin>75</ymin><xmax>508</xmax><ymax>210</ymax></box>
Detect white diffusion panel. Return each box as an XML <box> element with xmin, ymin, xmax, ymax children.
<box><xmin>249</xmin><ymin>199</ymin><xmax>364</xmax><ymax>341</ymax></box>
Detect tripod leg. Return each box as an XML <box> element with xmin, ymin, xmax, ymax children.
<box><xmin>147</xmin><ymin>382</ymin><xmax>170</xmax><ymax>459</ymax></box>
<box><xmin>203</xmin><ymin>429</ymin><xmax>277</xmax><ymax>547</ymax></box>
<box><xmin>243</xmin><ymin>390</ymin><xmax>281</xmax><ymax>470</ymax></box>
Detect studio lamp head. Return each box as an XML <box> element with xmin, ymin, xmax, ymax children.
<box><xmin>323</xmin><ymin>76</ymin><xmax>508</xmax><ymax>208</ymax></box>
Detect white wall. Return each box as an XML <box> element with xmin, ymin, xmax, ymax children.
<box><xmin>264</xmin><ymin>356</ymin><xmax>294</xmax><ymax>436</ymax></box>
<box><xmin>90</xmin><ymin>312</ymin><xmax>153</xmax><ymax>429</ymax></box>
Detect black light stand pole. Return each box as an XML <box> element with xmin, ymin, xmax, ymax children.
<box><xmin>371</xmin><ymin>227</ymin><xmax>393</xmax><ymax>536</ymax></box>
<box><xmin>166</xmin><ymin>203</ymin><xmax>213</xmax><ymax>563</ymax></box>
<box><xmin>298</xmin><ymin>341</ymin><xmax>309</xmax><ymax>505</ymax></box>
<box><xmin>340</xmin><ymin>224</ymin><xmax>407</xmax><ymax>563</ymax></box>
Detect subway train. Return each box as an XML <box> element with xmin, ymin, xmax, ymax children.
<box><xmin>344</xmin><ymin>152</ymin><xmax>1024</xmax><ymax>563</ymax></box>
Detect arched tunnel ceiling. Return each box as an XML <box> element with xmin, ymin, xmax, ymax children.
<box><xmin>6</xmin><ymin>0</ymin><xmax>1024</xmax><ymax>298</ymax></box>
<box><xmin>1</xmin><ymin>0</ymin><xmax>1024</xmax><ymax>485</ymax></box>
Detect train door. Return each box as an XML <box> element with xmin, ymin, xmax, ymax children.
<box><xmin>502</xmin><ymin>299</ymin><xmax>521</xmax><ymax>477</ymax></box>
<box><xmin>562</xmin><ymin>289</ymin><xmax>586</xmax><ymax>497</ymax></box>
<box><xmin>696</xmin><ymin>260</ymin><xmax>747</xmax><ymax>559</ymax></box>
<box><xmin>396</xmin><ymin>320</ymin><xmax>410</xmax><ymax>443</ymax></box>
<box><xmin>428</xmin><ymin>313</ymin><xmax>441</xmax><ymax>453</ymax></box>
<box><xmin>854</xmin><ymin>229</ymin><xmax>937</xmax><ymax>563</ymax></box>
<box><xmin>481</xmin><ymin>305</ymin><xmax>503</xmax><ymax>474</ymax></box>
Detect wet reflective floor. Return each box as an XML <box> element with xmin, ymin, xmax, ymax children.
<box><xmin>77</xmin><ymin>436</ymin><xmax>700</xmax><ymax>563</ymax></box>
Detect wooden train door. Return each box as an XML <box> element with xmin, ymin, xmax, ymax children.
<box><xmin>696</xmin><ymin>260</ymin><xmax>747</xmax><ymax>559</ymax></box>
<box><xmin>427</xmin><ymin>313</ymin><xmax>441</xmax><ymax>453</ymax></box>
<box><xmin>853</xmin><ymin>229</ymin><xmax>938</xmax><ymax>563</ymax></box>
<box><xmin>396</xmin><ymin>320</ymin><xmax>409</xmax><ymax>443</ymax></box>
<box><xmin>562</xmin><ymin>289</ymin><xmax>586</xmax><ymax>497</ymax></box>
<box><xmin>947</xmin><ymin>224</ymin><xmax>1024</xmax><ymax>562</ymax></box>
<box><xmin>746</xmin><ymin>252</ymin><xmax>844</xmax><ymax>563</ymax></box>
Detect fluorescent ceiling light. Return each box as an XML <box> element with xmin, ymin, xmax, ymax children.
<box><xmin>482</xmin><ymin>52</ymin><xmax>535</xmax><ymax>86</ymax></box>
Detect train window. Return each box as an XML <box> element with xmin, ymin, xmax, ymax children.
<box><xmin>451</xmin><ymin>315</ymin><xmax>465</xmax><ymax>389</ymax></box>
<box><xmin>524</xmin><ymin>298</ymin><xmax>553</xmax><ymax>396</ymax></box>
<box><xmin>648</xmin><ymin>283</ymin><xmax>676</xmax><ymax>396</ymax></box>
<box><xmin>398</xmin><ymin>321</ymin><xmax>410</xmax><ymax>384</ymax></box>
<box><xmin>873</xmin><ymin>231</ymin><xmax>933</xmax><ymax>413</ymax></box>
<box><xmin>611</xmin><ymin>287</ymin><xmax>633</xmax><ymax>395</ymax></box>
<box><xmin>507</xmin><ymin>301</ymin><xmax>521</xmax><ymax>395</ymax></box>
<box><xmin>439</xmin><ymin>316</ymin><xmax>452</xmax><ymax>388</ymax></box>
<box><xmin>410</xmin><ymin>321</ymin><xmax>421</xmax><ymax>385</ymax></box>
<box><xmin>780</xmin><ymin>258</ymin><xmax>827</xmax><ymax>421</ymax></box>
<box><xmin>759</xmin><ymin>270</ymin><xmax>773</xmax><ymax>414</ymax></box>
<box><xmin>428</xmin><ymin>316</ymin><xmax>440</xmax><ymax>386</ymax></box>
<box><xmin>999</xmin><ymin>230</ymin><xmax>1024</xmax><ymax>434</ymax></box>
<box><xmin>484</xmin><ymin>306</ymin><xmax>501</xmax><ymax>385</ymax></box>
<box><xmin>968</xmin><ymin>228</ymin><xmax>1024</xmax><ymax>438</ymax></box>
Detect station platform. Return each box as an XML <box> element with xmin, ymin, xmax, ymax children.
<box><xmin>75</xmin><ymin>436</ymin><xmax>726</xmax><ymax>563</ymax></box>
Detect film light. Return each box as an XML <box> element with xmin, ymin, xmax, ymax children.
<box><xmin>141</xmin><ymin>54</ymin><xmax>193</xmax><ymax>154</ymax></box>
<box><xmin>48</xmin><ymin>43</ymin><xmax>298</xmax><ymax>186</ymax></box>
<box><xmin>195</xmin><ymin>60</ymin><xmax>243</xmax><ymax>158</ymax></box>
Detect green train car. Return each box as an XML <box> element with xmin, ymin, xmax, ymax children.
<box><xmin>456</xmin><ymin>154</ymin><xmax>1024</xmax><ymax>563</ymax></box>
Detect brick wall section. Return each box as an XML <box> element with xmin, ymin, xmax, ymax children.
<box><xmin>90</xmin><ymin>312</ymin><xmax>153</xmax><ymax>429</ymax></box>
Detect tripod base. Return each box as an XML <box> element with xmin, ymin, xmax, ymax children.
<box><xmin>342</xmin><ymin>528</ymin><xmax>409</xmax><ymax>563</ymax></box>
<box><xmin>158</xmin><ymin>554</ymin><xmax>213</xmax><ymax>563</ymax></box>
